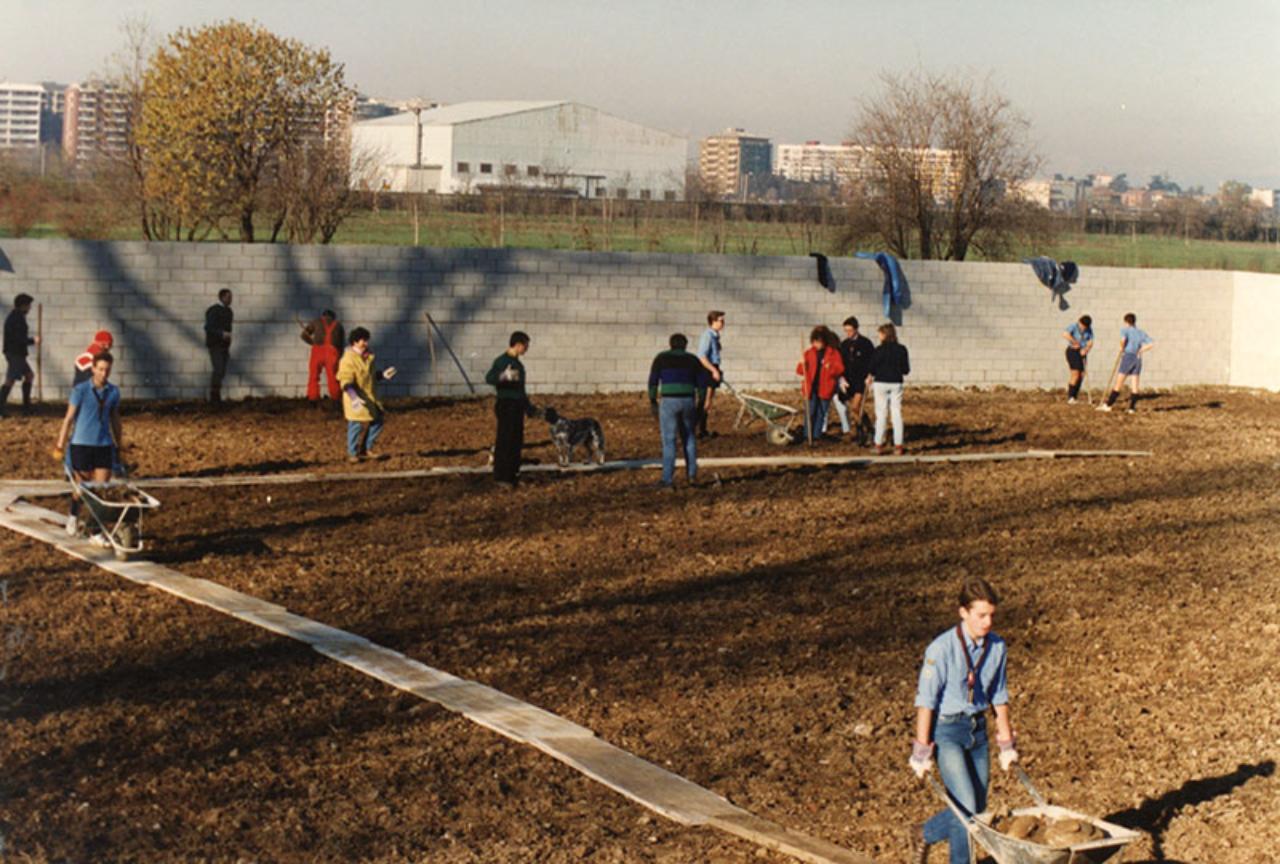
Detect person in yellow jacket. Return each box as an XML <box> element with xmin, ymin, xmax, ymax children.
<box><xmin>336</xmin><ymin>327</ymin><xmax>396</xmax><ymax>462</ymax></box>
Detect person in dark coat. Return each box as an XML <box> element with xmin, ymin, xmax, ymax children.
<box><xmin>866</xmin><ymin>323</ymin><xmax>911</xmax><ymax>455</ymax></box>
<box><xmin>204</xmin><ymin>289</ymin><xmax>234</xmax><ymax>403</ymax></box>
<box><xmin>485</xmin><ymin>331</ymin><xmax>532</xmax><ymax>487</ymax></box>
<box><xmin>1</xmin><ymin>293</ymin><xmax>39</xmax><ymax>416</ymax></box>
<box><xmin>831</xmin><ymin>315</ymin><xmax>875</xmax><ymax>441</ymax></box>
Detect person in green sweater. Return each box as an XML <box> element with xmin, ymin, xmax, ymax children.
<box><xmin>485</xmin><ymin>331</ymin><xmax>532</xmax><ymax>486</ymax></box>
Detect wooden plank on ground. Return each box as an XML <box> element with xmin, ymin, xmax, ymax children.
<box><xmin>708</xmin><ymin>812</ymin><xmax>878</xmax><ymax>864</ymax></box>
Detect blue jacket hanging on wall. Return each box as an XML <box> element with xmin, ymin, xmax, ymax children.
<box><xmin>1025</xmin><ymin>256</ymin><xmax>1079</xmax><ymax>309</ymax></box>
<box><xmin>855</xmin><ymin>251</ymin><xmax>909</xmax><ymax>321</ymax></box>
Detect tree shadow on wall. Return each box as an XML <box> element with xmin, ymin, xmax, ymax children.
<box><xmin>1105</xmin><ymin>760</ymin><xmax>1275</xmax><ymax>862</ymax></box>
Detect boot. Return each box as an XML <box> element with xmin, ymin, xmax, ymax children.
<box><xmin>21</xmin><ymin>380</ymin><xmax>32</xmax><ymax>414</ymax></box>
<box><xmin>0</xmin><ymin>383</ymin><xmax>10</xmax><ymax>416</ymax></box>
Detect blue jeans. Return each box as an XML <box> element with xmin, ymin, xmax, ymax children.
<box><xmin>806</xmin><ymin>396</ymin><xmax>829</xmax><ymax>439</ymax></box>
<box><xmin>347</xmin><ymin>417</ymin><xmax>383</xmax><ymax>457</ymax></box>
<box><xmin>659</xmin><ymin>397</ymin><xmax>697</xmax><ymax>485</ymax></box>
<box><xmin>924</xmin><ymin>714</ymin><xmax>989</xmax><ymax>864</ymax></box>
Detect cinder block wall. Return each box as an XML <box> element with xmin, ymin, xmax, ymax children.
<box><xmin>0</xmin><ymin>239</ymin><xmax>1261</xmax><ymax>401</ymax></box>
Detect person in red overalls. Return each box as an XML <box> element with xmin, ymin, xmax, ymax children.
<box><xmin>299</xmin><ymin>310</ymin><xmax>345</xmax><ymax>403</ymax></box>
<box><xmin>72</xmin><ymin>330</ymin><xmax>114</xmax><ymax>388</ymax></box>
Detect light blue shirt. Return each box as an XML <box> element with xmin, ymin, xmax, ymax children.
<box><xmin>1121</xmin><ymin>326</ymin><xmax>1152</xmax><ymax>355</ymax></box>
<box><xmin>68</xmin><ymin>380</ymin><xmax>120</xmax><ymax>447</ymax></box>
<box><xmin>1065</xmin><ymin>322</ymin><xmax>1093</xmax><ymax>350</ymax></box>
<box><xmin>697</xmin><ymin>327</ymin><xmax>721</xmax><ymax>366</ymax></box>
<box><xmin>915</xmin><ymin>626</ymin><xmax>1009</xmax><ymax>717</ymax></box>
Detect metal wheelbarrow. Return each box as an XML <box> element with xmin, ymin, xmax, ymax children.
<box><xmin>65</xmin><ymin>449</ymin><xmax>160</xmax><ymax>561</ymax></box>
<box><xmin>927</xmin><ymin>766</ymin><xmax>1140</xmax><ymax>864</ymax></box>
<box><xmin>720</xmin><ymin>379</ymin><xmax>800</xmax><ymax>446</ymax></box>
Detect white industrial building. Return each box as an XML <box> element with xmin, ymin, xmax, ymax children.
<box><xmin>352</xmin><ymin>101</ymin><xmax>687</xmax><ymax>200</ymax></box>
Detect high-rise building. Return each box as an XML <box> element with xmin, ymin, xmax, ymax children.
<box><xmin>39</xmin><ymin>82</ymin><xmax>66</xmax><ymax>147</ymax></box>
<box><xmin>698</xmin><ymin>128</ymin><xmax>772</xmax><ymax>199</ymax></box>
<box><xmin>0</xmin><ymin>82</ymin><xmax>44</xmax><ymax>150</ymax></box>
<box><xmin>63</xmin><ymin>81</ymin><xmax>131</xmax><ymax>166</ymax></box>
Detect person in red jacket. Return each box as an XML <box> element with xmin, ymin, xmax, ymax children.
<box><xmin>299</xmin><ymin>309</ymin><xmax>344</xmax><ymax>403</ymax></box>
<box><xmin>795</xmin><ymin>326</ymin><xmax>845</xmax><ymax>443</ymax></box>
<box><xmin>72</xmin><ymin>330</ymin><xmax>114</xmax><ymax>387</ymax></box>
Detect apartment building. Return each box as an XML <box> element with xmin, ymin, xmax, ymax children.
<box><xmin>698</xmin><ymin>128</ymin><xmax>772</xmax><ymax>199</ymax></box>
<box><xmin>63</xmin><ymin>81</ymin><xmax>131</xmax><ymax>166</ymax></box>
<box><xmin>0</xmin><ymin>82</ymin><xmax>44</xmax><ymax>150</ymax></box>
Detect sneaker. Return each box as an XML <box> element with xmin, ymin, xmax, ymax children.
<box><xmin>346</xmin><ymin>454</ymin><xmax>362</xmax><ymax>464</ymax></box>
<box><xmin>1126</xmin><ymin>408</ymin><xmax>1136</xmax><ymax>414</ymax></box>
<box><xmin>1067</xmin><ymin>397</ymin><xmax>1077</xmax><ymax>404</ymax></box>
<box><xmin>65</xmin><ymin>513</ymin><xmax>78</xmax><ymax>536</ymax></box>
<box><xmin>89</xmin><ymin>533</ymin><xmax>110</xmax><ymax>549</ymax></box>
<box><xmin>894</xmin><ymin>445</ymin><xmax>905</xmax><ymax>456</ymax></box>
<box><xmin>365</xmin><ymin>451</ymin><xmax>388</xmax><ymax>461</ymax></box>
<box><xmin>875</xmin><ymin>445</ymin><xmax>886</xmax><ymax>455</ymax></box>
<box><xmin>1096</xmin><ymin>403</ymin><xmax>1112</xmax><ymax>412</ymax></box>
<box><xmin>656</xmin><ymin>481</ymin><xmax>675</xmax><ymax>492</ymax></box>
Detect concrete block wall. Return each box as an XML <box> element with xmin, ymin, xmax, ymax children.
<box><xmin>1229</xmin><ymin>271</ymin><xmax>1280</xmax><ymax>390</ymax></box>
<box><xmin>0</xmin><ymin>238</ymin><xmax>1269</xmax><ymax>401</ymax></box>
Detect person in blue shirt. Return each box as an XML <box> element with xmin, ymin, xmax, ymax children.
<box><xmin>695</xmin><ymin>310</ymin><xmax>725</xmax><ymax>438</ymax></box>
<box><xmin>908</xmin><ymin>577</ymin><xmax>1019</xmax><ymax>864</ymax></box>
<box><xmin>1098</xmin><ymin>312</ymin><xmax>1154</xmax><ymax>414</ymax></box>
<box><xmin>1061</xmin><ymin>315</ymin><xmax>1093</xmax><ymax>404</ymax></box>
<box><xmin>53</xmin><ymin>351</ymin><xmax>124</xmax><ymax>540</ymax></box>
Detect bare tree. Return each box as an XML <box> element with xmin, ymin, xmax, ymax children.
<box><xmin>840</xmin><ymin>69</ymin><xmax>1047</xmax><ymax>260</ymax></box>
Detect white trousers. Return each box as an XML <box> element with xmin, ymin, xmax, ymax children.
<box><xmin>872</xmin><ymin>382</ymin><xmax>904</xmax><ymax>446</ymax></box>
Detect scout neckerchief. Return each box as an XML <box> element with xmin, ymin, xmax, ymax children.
<box><xmin>91</xmin><ymin>383</ymin><xmax>109</xmax><ymax>423</ymax></box>
<box><xmin>955</xmin><ymin>624</ymin><xmax>991</xmax><ymax>705</ymax></box>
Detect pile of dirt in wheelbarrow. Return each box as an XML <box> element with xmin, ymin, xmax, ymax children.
<box><xmin>988</xmin><ymin>811</ymin><xmax>1106</xmax><ymax>846</ymax></box>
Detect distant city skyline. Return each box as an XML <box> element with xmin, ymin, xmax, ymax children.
<box><xmin>5</xmin><ymin>0</ymin><xmax>1278</xmax><ymax>190</ymax></box>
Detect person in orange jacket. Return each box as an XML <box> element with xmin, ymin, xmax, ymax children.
<box><xmin>300</xmin><ymin>309</ymin><xmax>344</xmax><ymax>403</ymax></box>
<box><xmin>795</xmin><ymin>325</ymin><xmax>845</xmax><ymax>442</ymax></box>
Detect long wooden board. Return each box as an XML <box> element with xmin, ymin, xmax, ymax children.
<box><xmin>0</xmin><ymin>449</ymin><xmax>1153</xmax><ymax>497</ymax></box>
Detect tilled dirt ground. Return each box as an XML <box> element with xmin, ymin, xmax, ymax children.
<box><xmin>2</xmin><ymin>387</ymin><xmax>1279</xmax><ymax>863</ymax></box>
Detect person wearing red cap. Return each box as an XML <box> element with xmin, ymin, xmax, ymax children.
<box><xmin>73</xmin><ymin>330</ymin><xmax>115</xmax><ymax>387</ymax></box>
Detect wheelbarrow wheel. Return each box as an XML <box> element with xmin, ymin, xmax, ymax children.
<box><xmin>766</xmin><ymin>426</ymin><xmax>792</xmax><ymax>447</ymax></box>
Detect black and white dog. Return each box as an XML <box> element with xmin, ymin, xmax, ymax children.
<box><xmin>540</xmin><ymin>406</ymin><xmax>606</xmax><ymax>466</ymax></box>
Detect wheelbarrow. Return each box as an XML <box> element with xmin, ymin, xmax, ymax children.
<box><xmin>720</xmin><ymin>379</ymin><xmax>800</xmax><ymax>446</ymax></box>
<box><xmin>927</xmin><ymin>766</ymin><xmax>1140</xmax><ymax>864</ymax></box>
<box><xmin>65</xmin><ymin>450</ymin><xmax>160</xmax><ymax>561</ymax></box>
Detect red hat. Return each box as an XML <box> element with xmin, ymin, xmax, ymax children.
<box><xmin>94</xmin><ymin>330</ymin><xmax>114</xmax><ymax>348</ymax></box>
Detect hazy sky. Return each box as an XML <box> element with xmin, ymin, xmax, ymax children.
<box><xmin>6</xmin><ymin>0</ymin><xmax>1279</xmax><ymax>188</ymax></box>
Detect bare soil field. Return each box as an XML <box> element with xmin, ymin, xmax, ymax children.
<box><xmin>2</xmin><ymin>387</ymin><xmax>1278</xmax><ymax>863</ymax></box>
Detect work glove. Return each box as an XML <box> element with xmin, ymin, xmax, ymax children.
<box><xmin>650</xmin><ymin>401</ymin><xmax>660</xmax><ymax>420</ymax></box>
<box><xmin>348</xmin><ymin>395</ymin><xmax>365</xmax><ymax>413</ymax></box>
<box><xmin>909</xmin><ymin>740</ymin><xmax>934</xmax><ymax>779</ymax></box>
<box><xmin>52</xmin><ymin>447</ymin><xmax>65</xmax><ymax>462</ymax></box>
<box><xmin>381</xmin><ymin>366</ymin><xmax>397</xmax><ymax>381</ymax></box>
<box><xmin>997</xmin><ymin>735</ymin><xmax>1019</xmax><ymax>771</ymax></box>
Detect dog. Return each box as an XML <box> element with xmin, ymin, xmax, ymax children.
<box><xmin>540</xmin><ymin>406</ymin><xmax>606</xmax><ymax>466</ymax></box>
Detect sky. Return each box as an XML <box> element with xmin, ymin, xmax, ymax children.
<box><xmin>5</xmin><ymin>0</ymin><xmax>1279</xmax><ymax>189</ymax></box>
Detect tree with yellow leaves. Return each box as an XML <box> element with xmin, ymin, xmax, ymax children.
<box><xmin>136</xmin><ymin>20</ymin><xmax>355</xmax><ymax>242</ymax></box>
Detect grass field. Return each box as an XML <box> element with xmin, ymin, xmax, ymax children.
<box><xmin>6</xmin><ymin>207</ymin><xmax>1280</xmax><ymax>273</ymax></box>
